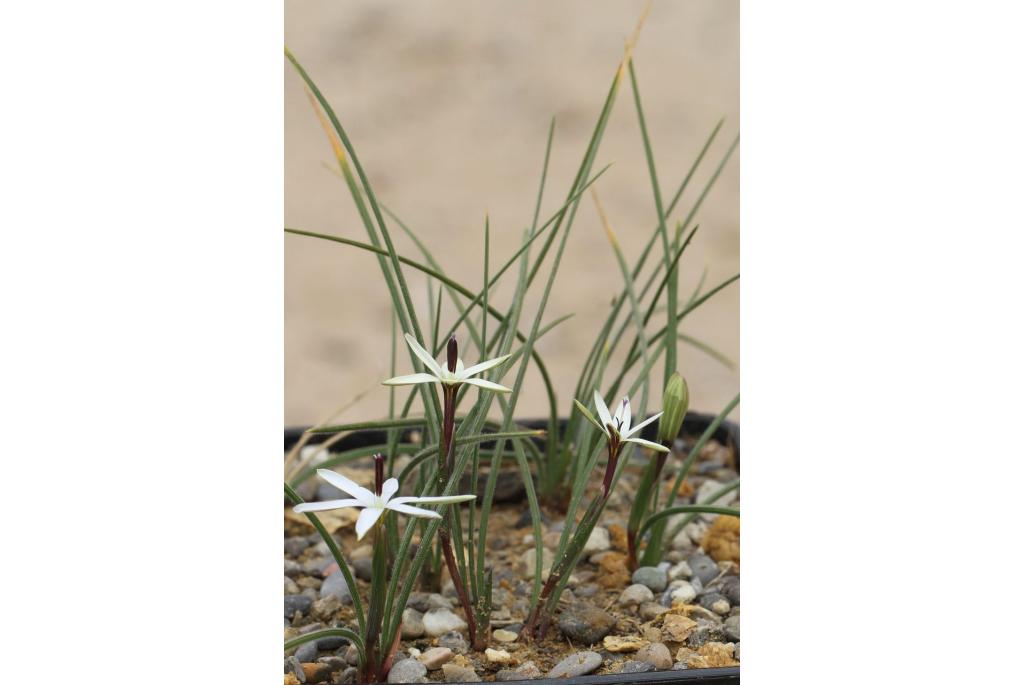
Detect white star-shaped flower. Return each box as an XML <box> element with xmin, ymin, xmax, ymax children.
<box><xmin>293</xmin><ymin>469</ymin><xmax>477</xmax><ymax>540</ymax></box>
<box><xmin>382</xmin><ymin>333</ymin><xmax>512</xmax><ymax>393</ymax></box>
<box><xmin>574</xmin><ymin>390</ymin><xmax>669</xmax><ymax>453</ymax></box>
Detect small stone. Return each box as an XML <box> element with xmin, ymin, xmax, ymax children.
<box><xmin>619</xmin><ymin>661</ymin><xmax>654</xmax><ymax>674</ymax></box>
<box><xmin>352</xmin><ymin>558</ymin><xmax>373</xmax><ymax>581</ymax></box>
<box><xmin>546</xmin><ymin>652</ymin><xmax>603</xmax><ymax>678</ymax></box>
<box><xmin>639</xmin><ymin>602</ymin><xmax>670</xmax><ymax>621</ymax></box>
<box><xmin>285</xmin><ymin>594</ymin><xmax>313</xmax><ymax>619</ymax></box>
<box><xmin>632</xmin><ymin>566</ymin><xmax>668</xmax><ymax>592</ymax></box>
<box><xmin>340</xmin><ymin>666</ymin><xmax>358</xmax><ymax>684</ymax></box>
<box><xmin>696</xmin><ymin>480</ymin><xmax>738</xmax><ymax>520</ymax></box>
<box><xmin>485</xmin><ymin>648</ymin><xmax>513</xmax><ymax>665</ymax></box>
<box><xmin>285</xmin><ymin>537</ymin><xmax>312</xmax><ymax>557</ymax></box>
<box><xmin>402</xmin><ymin>608</ymin><xmax>425</xmax><ymax>638</ymax></box>
<box><xmin>495</xmin><ymin>661</ymin><xmax>542</xmax><ymax>681</ymax></box>
<box><xmin>319</xmin><ymin>571</ymin><xmax>353</xmax><ymax>603</ymax></box>
<box><xmin>603</xmin><ymin>635</ymin><xmax>647</xmax><ymax>652</ymax></box>
<box><xmin>724</xmin><ymin>615</ymin><xmax>740</xmax><ymax>641</ymax></box>
<box><xmin>437</xmin><ymin>631</ymin><xmax>469</xmax><ymax>654</ymax></box>
<box><xmin>417</xmin><ymin>647</ymin><xmax>453</xmax><ymax>670</ymax></box>
<box><xmin>521</xmin><ymin>547</ymin><xmax>553</xmax><ymax>580</ymax></box>
<box><xmin>668</xmin><ymin>561</ymin><xmax>693</xmax><ymax>580</ymax></box>
<box><xmin>689</xmin><ymin>642</ymin><xmax>738</xmax><ymax>668</ymax></box>
<box><xmin>619</xmin><ymin>583</ymin><xmax>655</xmax><ymax>606</ymax></box>
<box><xmin>686</xmin><ymin>552</ymin><xmax>720</xmax><ymax>585</ymax></box>
<box><xmin>702</xmin><ymin>516</ymin><xmax>740</xmax><ymax>564</ymax></box>
<box><xmin>285</xmin><ymin>655</ymin><xmax>304</xmax><ymax>681</ymax></box>
<box><xmin>492</xmin><ymin>629</ymin><xmax>518</xmax><ymax>643</ymax></box>
<box><xmin>557</xmin><ymin>604</ymin><xmax>616</xmax><ymax>644</ymax></box>
<box><xmin>636</xmin><ymin>642</ymin><xmax>673</xmax><ymax>670</ymax></box>
<box><xmin>699</xmin><ymin>592</ymin><xmax>729</xmax><ymax>614</ymax></box>
<box><xmin>583</xmin><ymin>527</ymin><xmax>611</xmax><ymax>554</ymax></box>
<box><xmin>720</xmin><ymin>575</ymin><xmax>740</xmax><ymax>605</ymax></box>
<box><xmin>344</xmin><ymin>645</ymin><xmax>360</xmax><ymax>665</ymax></box>
<box><xmin>643</xmin><ymin>626</ymin><xmax>664</xmax><ymax>643</ymax></box>
<box><xmin>310</xmin><ymin>595</ymin><xmax>342</xmax><ymax>621</ymax></box>
<box><xmin>662</xmin><ymin>614</ymin><xmax>699</xmax><ymax>642</ymax></box>
<box><xmin>387</xmin><ymin>658</ymin><xmax>427</xmax><ymax>684</ymax></box>
<box><xmin>285</xmin><ymin>559</ymin><xmax>303</xmax><ymax>578</ymax></box>
<box><xmin>423</xmin><ymin>608</ymin><xmax>468</xmax><ymax>637</ymax></box>
<box><xmin>349</xmin><ymin>545</ymin><xmax>373</xmax><ymax>561</ymax></box>
<box><xmin>441</xmin><ymin>664</ymin><xmax>480</xmax><ymax>682</ymax></box>
<box><xmin>295</xmin><ymin>641</ymin><xmax>318</xmax><ymax>663</ymax></box>
<box><xmin>301</xmin><ymin>662</ymin><xmax>333</xmax><ymax>683</ymax></box>
<box><xmin>735</xmin><ymin>642</ymin><xmax>741</xmax><ymax>660</ymax></box>
<box><xmin>285</xmin><ymin>576</ymin><xmax>300</xmax><ymax>595</ymax></box>
<box><xmin>316</xmin><ymin>635</ymin><xmax>346</xmax><ymax>650</ymax></box>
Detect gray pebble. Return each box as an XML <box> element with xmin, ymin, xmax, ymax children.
<box><xmin>387</xmin><ymin>658</ymin><xmax>427</xmax><ymax>684</ymax></box>
<box><xmin>295</xmin><ymin>641</ymin><xmax>318</xmax><ymax>663</ymax></box>
<box><xmin>619</xmin><ymin>583</ymin><xmax>655</xmax><ymax>606</ymax></box>
<box><xmin>546</xmin><ymin>651</ymin><xmax>603</xmax><ymax>678</ymax></box>
<box><xmin>285</xmin><ymin>537</ymin><xmax>312</xmax><ymax>557</ymax></box>
<box><xmin>285</xmin><ymin>655</ymin><xmax>305</xmax><ymax>681</ymax></box>
<box><xmin>632</xmin><ymin>566</ymin><xmax>668</xmax><ymax>592</ymax></box>
<box><xmin>401</xmin><ymin>607</ymin><xmax>425</xmax><ymax>639</ymax></box>
<box><xmin>720</xmin><ymin>575</ymin><xmax>740</xmax><ymax>605</ymax></box>
<box><xmin>320</xmin><ymin>571</ymin><xmax>353</xmax><ymax>603</ymax></box>
<box><xmin>352</xmin><ymin>558</ymin><xmax>373</xmax><ymax>581</ymax></box>
<box><xmin>724</xmin><ymin>615</ymin><xmax>740</xmax><ymax>641</ymax></box>
<box><xmin>317</xmin><ymin>635</ymin><xmax>347</xmax><ymax>650</ymax></box>
<box><xmin>437</xmin><ymin>631</ymin><xmax>469</xmax><ymax>655</ymax></box>
<box><xmin>442</xmin><ymin>664</ymin><xmax>480</xmax><ymax>683</ymax></box>
<box><xmin>557</xmin><ymin>604</ymin><xmax>616</xmax><ymax>644</ymax></box>
<box><xmin>686</xmin><ymin>551</ymin><xmax>720</xmax><ymax>585</ymax></box>
<box><xmin>619</xmin><ymin>660</ymin><xmax>655</xmax><ymax>674</ymax></box>
<box><xmin>285</xmin><ymin>576</ymin><xmax>300</xmax><ymax>595</ymax></box>
<box><xmin>284</xmin><ymin>594</ymin><xmax>313</xmax><ymax>619</ymax></box>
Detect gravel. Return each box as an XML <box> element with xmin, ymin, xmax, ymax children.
<box><xmin>295</xmin><ymin>641</ymin><xmax>318</xmax><ymax>663</ymax></box>
<box><xmin>284</xmin><ymin>594</ymin><xmax>313</xmax><ymax>619</ymax></box>
<box><xmin>632</xmin><ymin>566</ymin><xmax>668</xmax><ymax>592</ymax></box>
<box><xmin>401</xmin><ymin>608</ymin><xmax>425</xmax><ymax>638</ymax></box>
<box><xmin>442</xmin><ymin>664</ymin><xmax>480</xmax><ymax>682</ymax></box>
<box><xmin>387</xmin><ymin>658</ymin><xmax>427</xmax><ymax>684</ymax></box>
<box><xmin>686</xmin><ymin>551</ymin><xmax>720</xmax><ymax>585</ymax></box>
<box><xmin>619</xmin><ymin>660</ymin><xmax>655</xmax><ymax>674</ymax></box>
<box><xmin>724</xmin><ymin>615</ymin><xmax>740</xmax><ymax>641</ymax></box>
<box><xmin>557</xmin><ymin>604</ymin><xmax>616</xmax><ymax>644</ymax></box>
<box><xmin>319</xmin><ymin>571</ymin><xmax>353</xmax><ymax>603</ymax></box>
<box><xmin>546</xmin><ymin>652</ymin><xmax>603</xmax><ymax>678</ymax></box>
<box><xmin>423</xmin><ymin>608</ymin><xmax>468</xmax><ymax>637</ymax></box>
<box><xmin>636</xmin><ymin>642</ymin><xmax>673</xmax><ymax>670</ymax></box>
<box><xmin>619</xmin><ymin>583</ymin><xmax>655</xmax><ymax>606</ymax></box>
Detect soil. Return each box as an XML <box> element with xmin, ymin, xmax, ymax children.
<box><xmin>284</xmin><ymin>434</ymin><xmax>740</xmax><ymax>683</ymax></box>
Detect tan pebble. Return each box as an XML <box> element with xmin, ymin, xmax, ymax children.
<box><xmin>695</xmin><ymin>642</ymin><xmax>738</xmax><ymax>667</ymax></box>
<box><xmin>485</xmin><ymin>648</ymin><xmax>513</xmax><ymax>665</ymax></box>
<box><xmin>492</xmin><ymin>629</ymin><xmax>518</xmax><ymax>643</ymax></box>
<box><xmin>661</xmin><ymin>614</ymin><xmax>698</xmax><ymax>642</ymax></box>
<box><xmin>602</xmin><ymin>635</ymin><xmax>648</xmax><ymax>652</ymax></box>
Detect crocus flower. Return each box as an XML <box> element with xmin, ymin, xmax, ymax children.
<box><xmin>383</xmin><ymin>333</ymin><xmax>512</xmax><ymax>393</ymax></box>
<box><xmin>293</xmin><ymin>468</ymin><xmax>477</xmax><ymax>540</ymax></box>
<box><xmin>574</xmin><ymin>390</ymin><xmax>670</xmax><ymax>453</ymax></box>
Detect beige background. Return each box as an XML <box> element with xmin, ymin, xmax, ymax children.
<box><xmin>285</xmin><ymin>0</ymin><xmax>739</xmax><ymax>427</ymax></box>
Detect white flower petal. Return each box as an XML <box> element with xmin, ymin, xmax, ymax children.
<box><xmin>317</xmin><ymin>469</ymin><xmax>375</xmax><ymax>503</ymax></box>
<box><xmin>615</xmin><ymin>396</ymin><xmax>632</xmax><ymax>434</ymax></box>
<box><xmin>386</xmin><ymin>502</ymin><xmax>442</xmax><ymax>519</ymax></box>
<box><xmin>463</xmin><ymin>377</ymin><xmax>512</xmax><ymax>393</ymax></box>
<box><xmin>354</xmin><ymin>507</ymin><xmax>385</xmax><ymax>540</ymax></box>
<box><xmin>391</xmin><ymin>493</ymin><xmax>477</xmax><ymax>506</ymax></box>
<box><xmin>625</xmin><ymin>436</ymin><xmax>671</xmax><ymax>453</ymax></box>
<box><xmin>460</xmin><ymin>353</ymin><xmax>512</xmax><ymax>379</ymax></box>
<box><xmin>380</xmin><ymin>478</ymin><xmax>399</xmax><ymax>502</ymax></box>
<box><xmin>382</xmin><ymin>373</ymin><xmax>440</xmax><ymax>386</ymax></box>
<box><xmin>625</xmin><ymin>411</ymin><xmax>662</xmax><ymax>439</ymax></box>
<box><xmin>293</xmin><ymin>499</ymin><xmax>364</xmax><ymax>514</ymax></box>
<box><xmin>594</xmin><ymin>391</ymin><xmax>613</xmax><ymax>430</ymax></box>
<box><xmin>455</xmin><ymin>358</ymin><xmax>465</xmax><ymax>375</ymax></box>
<box><xmin>404</xmin><ymin>333</ymin><xmax>443</xmax><ymax>376</ymax></box>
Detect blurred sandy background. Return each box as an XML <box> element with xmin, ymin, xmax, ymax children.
<box><xmin>285</xmin><ymin>0</ymin><xmax>738</xmax><ymax>427</ymax></box>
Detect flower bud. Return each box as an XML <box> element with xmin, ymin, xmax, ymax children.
<box><xmin>447</xmin><ymin>335</ymin><xmax>458</xmax><ymax>373</ymax></box>
<box><xmin>657</xmin><ymin>372</ymin><xmax>689</xmax><ymax>445</ymax></box>
<box><xmin>373</xmin><ymin>453</ymin><xmax>385</xmax><ymax>495</ymax></box>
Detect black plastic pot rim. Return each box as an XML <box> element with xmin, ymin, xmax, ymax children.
<box><xmin>284</xmin><ymin>411</ymin><xmax>740</xmax><ymax>684</ymax></box>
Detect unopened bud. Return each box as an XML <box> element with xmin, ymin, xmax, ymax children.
<box><xmin>373</xmin><ymin>453</ymin><xmax>385</xmax><ymax>496</ymax></box>
<box><xmin>657</xmin><ymin>372</ymin><xmax>689</xmax><ymax>445</ymax></box>
<box><xmin>447</xmin><ymin>335</ymin><xmax>458</xmax><ymax>373</ymax></box>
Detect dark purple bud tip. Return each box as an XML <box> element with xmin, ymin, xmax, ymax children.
<box><xmin>373</xmin><ymin>453</ymin><xmax>385</xmax><ymax>496</ymax></box>
<box><xmin>447</xmin><ymin>335</ymin><xmax>458</xmax><ymax>373</ymax></box>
